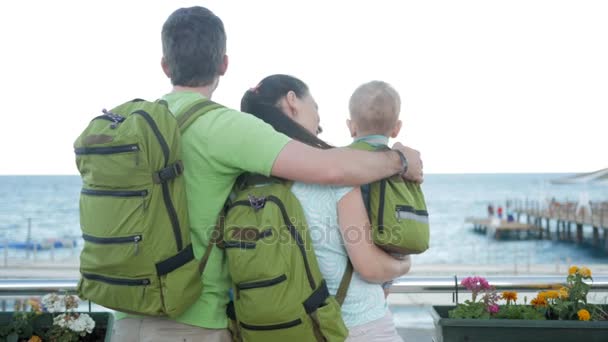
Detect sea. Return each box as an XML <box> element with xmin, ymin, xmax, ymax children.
<box><xmin>1</xmin><ymin>174</ymin><xmax>607</xmax><ymax>265</ymax></box>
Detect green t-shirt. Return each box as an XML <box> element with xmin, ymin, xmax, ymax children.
<box><xmin>116</xmin><ymin>91</ymin><xmax>290</xmax><ymax>328</ymax></box>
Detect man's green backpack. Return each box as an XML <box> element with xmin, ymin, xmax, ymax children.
<box><xmin>223</xmin><ymin>176</ymin><xmax>349</xmax><ymax>342</ymax></box>
<box><xmin>74</xmin><ymin>98</ymin><xmax>222</xmax><ymax>318</ymax></box>
<box><xmin>350</xmin><ymin>141</ymin><xmax>430</xmax><ymax>255</ymax></box>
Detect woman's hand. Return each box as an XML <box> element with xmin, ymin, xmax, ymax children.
<box><xmin>392</xmin><ymin>142</ymin><xmax>423</xmax><ymax>183</ymax></box>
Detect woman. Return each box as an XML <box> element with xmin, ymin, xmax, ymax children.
<box><xmin>241</xmin><ymin>74</ymin><xmax>411</xmax><ymax>342</ymax></box>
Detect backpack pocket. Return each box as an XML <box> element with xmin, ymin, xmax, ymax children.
<box><xmin>75</xmin><ymin>143</ymin><xmax>147</xmax><ymax>188</ymax></box>
<box><xmin>81</xmin><ymin>233</ymin><xmax>143</xmax><ymax>273</ymax></box>
<box><xmin>239</xmin><ymin>316</ymin><xmax>319</xmax><ymax>342</ymax></box>
<box><xmin>311</xmin><ymin>297</ymin><xmax>349</xmax><ymax>341</ymax></box>
<box><xmin>78</xmin><ymin>272</ymin><xmax>164</xmax><ymax>315</ymax></box>
<box><xmin>80</xmin><ymin>188</ymin><xmax>149</xmax><ymax>238</ymax></box>
<box><xmin>156</xmin><ymin>245</ymin><xmax>203</xmax><ymax>318</ymax></box>
<box><xmin>226</xmin><ymin>227</ymin><xmax>293</xmax><ymax>324</ymax></box>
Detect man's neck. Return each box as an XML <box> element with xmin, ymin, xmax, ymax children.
<box><xmin>171</xmin><ymin>85</ymin><xmax>215</xmax><ymax>99</ymax></box>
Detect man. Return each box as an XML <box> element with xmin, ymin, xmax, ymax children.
<box><xmin>112</xmin><ymin>6</ymin><xmax>423</xmax><ymax>341</ymax></box>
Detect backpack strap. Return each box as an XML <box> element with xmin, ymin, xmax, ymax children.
<box><xmin>335</xmin><ymin>260</ymin><xmax>353</xmax><ymax>306</ymax></box>
<box><xmin>360</xmin><ymin>183</ymin><xmax>372</xmax><ymax>220</ymax></box>
<box><xmin>176</xmin><ymin>99</ymin><xmax>224</xmax><ymax>133</ymax></box>
<box><xmin>198</xmin><ymin>208</ymin><xmax>225</xmax><ymax>274</ymax></box>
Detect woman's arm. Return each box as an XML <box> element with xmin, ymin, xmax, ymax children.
<box><xmin>337</xmin><ymin>187</ymin><xmax>411</xmax><ymax>283</ymax></box>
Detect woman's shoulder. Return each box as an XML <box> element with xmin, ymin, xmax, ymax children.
<box><xmin>291</xmin><ymin>183</ymin><xmax>353</xmax><ymax>203</ymax></box>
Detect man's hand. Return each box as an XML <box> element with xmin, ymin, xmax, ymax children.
<box><xmin>392</xmin><ymin>142</ymin><xmax>423</xmax><ymax>183</ymax></box>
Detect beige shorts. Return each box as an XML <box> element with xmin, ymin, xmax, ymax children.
<box><xmin>111</xmin><ymin>317</ymin><xmax>232</xmax><ymax>342</ymax></box>
<box><xmin>346</xmin><ymin>311</ymin><xmax>404</xmax><ymax>342</ymax></box>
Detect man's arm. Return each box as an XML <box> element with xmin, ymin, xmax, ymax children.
<box><xmin>271</xmin><ymin>140</ymin><xmax>423</xmax><ymax>186</ymax></box>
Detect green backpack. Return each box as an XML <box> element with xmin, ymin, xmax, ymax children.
<box><xmin>74</xmin><ymin>98</ymin><xmax>222</xmax><ymax>318</ymax></box>
<box><xmin>350</xmin><ymin>141</ymin><xmax>430</xmax><ymax>255</ymax></box>
<box><xmin>223</xmin><ymin>175</ymin><xmax>349</xmax><ymax>342</ymax></box>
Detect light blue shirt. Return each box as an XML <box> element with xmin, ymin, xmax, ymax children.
<box><xmin>290</xmin><ymin>182</ymin><xmax>387</xmax><ymax>328</ymax></box>
<box><xmin>354</xmin><ymin>134</ymin><xmax>389</xmax><ymax>147</ymax></box>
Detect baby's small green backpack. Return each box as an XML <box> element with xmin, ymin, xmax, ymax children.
<box><xmin>350</xmin><ymin>141</ymin><xmax>430</xmax><ymax>255</ymax></box>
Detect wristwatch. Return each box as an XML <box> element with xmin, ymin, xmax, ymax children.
<box><xmin>392</xmin><ymin>149</ymin><xmax>408</xmax><ymax>176</ymax></box>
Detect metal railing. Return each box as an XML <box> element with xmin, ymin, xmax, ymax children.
<box><xmin>2</xmin><ymin>276</ymin><xmax>608</xmax><ymax>296</ymax></box>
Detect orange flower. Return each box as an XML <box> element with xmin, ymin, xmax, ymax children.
<box><xmin>502</xmin><ymin>291</ymin><xmax>518</xmax><ymax>302</ymax></box>
<box><xmin>544</xmin><ymin>290</ymin><xmax>559</xmax><ymax>299</ymax></box>
<box><xmin>578</xmin><ymin>267</ymin><xmax>592</xmax><ymax>278</ymax></box>
<box><xmin>28</xmin><ymin>336</ymin><xmax>42</xmax><ymax>342</ymax></box>
<box><xmin>531</xmin><ymin>295</ymin><xmax>547</xmax><ymax>307</ymax></box>
<box><xmin>577</xmin><ymin>309</ymin><xmax>591</xmax><ymax>321</ymax></box>
<box><xmin>559</xmin><ymin>287</ymin><xmax>569</xmax><ymax>299</ymax></box>
<box><xmin>569</xmin><ymin>266</ymin><xmax>579</xmax><ymax>275</ymax></box>
<box><xmin>27</xmin><ymin>298</ymin><xmax>42</xmax><ymax>314</ymax></box>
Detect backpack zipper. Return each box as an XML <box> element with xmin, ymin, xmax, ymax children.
<box><xmin>377</xmin><ymin>179</ymin><xmax>387</xmax><ymax>233</ymax></box>
<box><xmin>75</xmin><ymin>144</ymin><xmax>139</xmax><ymax>155</ymax></box>
<box><xmin>81</xmin><ymin>189</ymin><xmax>148</xmax><ymax>197</ymax></box>
<box><xmin>240</xmin><ymin>318</ymin><xmax>302</xmax><ymax>331</ymax></box>
<box><xmin>132</xmin><ymin>109</ymin><xmax>183</xmax><ymax>252</ymax></box>
<box><xmin>81</xmin><ymin>272</ymin><xmax>150</xmax><ymax>286</ymax></box>
<box><xmin>82</xmin><ymin>234</ymin><xmax>142</xmax><ymax>256</ymax></box>
<box><xmin>81</xmin><ymin>189</ymin><xmax>148</xmax><ymax>212</ymax></box>
<box><xmin>237</xmin><ymin>274</ymin><xmax>287</xmax><ymax>290</ymax></box>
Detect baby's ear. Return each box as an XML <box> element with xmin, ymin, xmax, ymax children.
<box><xmin>390</xmin><ymin>120</ymin><xmax>403</xmax><ymax>138</ymax></box>
<box><xmin>346</xmin><ymin>119</ymin><xmax>356</xmax><ymax>137</ymax></box>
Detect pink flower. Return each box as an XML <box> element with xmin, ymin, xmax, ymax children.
<box><xmin>488</xmin><ymin>304</ymin><xmax>499</xmax><ymax>314</ymax></box>
<box><xmin>461</xmin><ymin>276</ymin><xmax>491</xmax><ymax>292</ymax></box>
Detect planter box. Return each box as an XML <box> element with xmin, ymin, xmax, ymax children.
<box><xmin>432</xmin><ymin>305</ymin><xmax>608</xmax><ymax>342</ymax></box>
<box><xmin>0</xmin><ymin>312</ymin><xmax>113</xmax><ymax>342</ymax></box>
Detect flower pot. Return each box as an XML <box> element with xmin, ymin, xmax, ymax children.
<box><xmin>432</xmin><ymin>305</ymin><xmax>608</xmax><ymax>342</ymax></box>
<box><xmin>0</xmin><ymin>312</ymin><xmax>113</xmax><ymax>342</ymax></box>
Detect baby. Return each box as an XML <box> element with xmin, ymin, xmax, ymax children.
<box><xmin>347</xmin><ymin>80</ymin><xmax>420</xmax><ymax>297</ymax></box>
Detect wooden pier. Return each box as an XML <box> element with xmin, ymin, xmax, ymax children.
<box><xmin>466</xmin><ymin>217</ymin><xmax>542</xmax><ymax>240</ymax></box>
<box><xmin>470</xmin><ymin>200</ymin><xmax>608</xmax><ymax>253</ymax></box>
<box><xmin>510</xmin><ymin>200</ymin><xmax>608</xmax><ymax>251</ymax></box>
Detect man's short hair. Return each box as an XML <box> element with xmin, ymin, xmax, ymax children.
<box><xmin>349</xmin><ymin>81</ymin><xmax>401</xmax><ymax>135</ymax></box>
<box><xmin>162</xmin><ymin>6</ymin><xmax>226</xmax><ymax>87</ymax></box>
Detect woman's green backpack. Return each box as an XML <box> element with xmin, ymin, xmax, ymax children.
<box><xmin>74</xmin><ymin>98</ymin><xmax>222</xmax><ymax>318</ymax></box>
<box><xmin>223</xmin><ymin>175</ymin><xmax>348</xmax><ymax>342</ymax></box>
<box><xmin>350</xmin><ymin>141</ymin><xmax>430</xmax><ymax>255</ymax></box>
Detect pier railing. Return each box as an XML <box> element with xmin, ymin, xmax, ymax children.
<box><xmin>510</xmin><ymin>199</ymin><xmax>608</xmax><ymax>229</ymax></box>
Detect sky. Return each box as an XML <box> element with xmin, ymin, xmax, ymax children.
<box><xmin>0</xmin><ymin>0</ymin><xmax>606</xmax><ymax>175</ymax></box>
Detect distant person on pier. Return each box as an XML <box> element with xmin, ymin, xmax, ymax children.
<box><xmin>497</xmin><ymin>206</ymin><xmax>503</xmax><ymax>219</ymax></box>
<box><xmin>576</xmin><ymin>192</ymin><xmax>592</xmax><ymax>218</ymax></box>
<box><xmin>487</xmin><ymin>204</ymin><xmax>495</xmax><ymax>217</ymax></box>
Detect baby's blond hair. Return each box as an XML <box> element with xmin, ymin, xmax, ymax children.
<box><xmin>349</xmin><ymin>81</ymin><xmax>401</xmax><ymax>136</ymax></box>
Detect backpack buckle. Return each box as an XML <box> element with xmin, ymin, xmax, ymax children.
<box><xmin>101</xmin><ymin>109</ymin><xmax>126</xmax><ymax>129</ymax></box>
<box><xmin>247</xmin><ymin>195</ymin><xmax>266</xmax><ymax>211</ymax></box>
<box><xmin>153</xmin><ymin>161</ymin><xmax>184</xmax><ymax>184</ymax></box>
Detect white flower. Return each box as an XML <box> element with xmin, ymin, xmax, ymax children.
<box><xmin>42</xmin><ymin>293</ymin><xmax>65</xmax><ymax>313</ymax></box>
<box><xmin>69</xmin><ymin>313</ymin><xmax>95</xmax><ymax>334</ymax></box>
<box><xmin>53</xmin><ymin>313</ymin><xmax>69</xmax><ymax>328</ymax></box>
<box><xmin>52</xmin><ymin>313</ymin><xmax>95</xmax><ymax>334</ymax></box>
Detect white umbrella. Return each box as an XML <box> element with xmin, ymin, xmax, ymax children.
<box><xmin>551</xmin><ymin>168</ymin><xmax>608</xmax><ymax>185</ymax></box>
<box><xmin>551</xmin><ymin>167</ymin><xmax>608</xmax><ymax>217</ymax></box>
